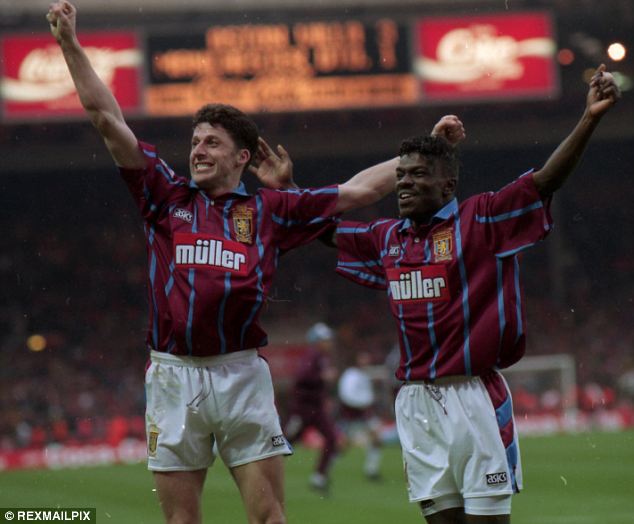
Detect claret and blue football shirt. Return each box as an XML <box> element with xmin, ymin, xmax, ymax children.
<box><xmin>120</xmin><ymin>142</ymin><xmax>339</xmax><ymax>356</ymax></box>
<box><xmin>336</xmin><ymin>171</ymin><xmax>553</xmax><ymax>381</ymax></box>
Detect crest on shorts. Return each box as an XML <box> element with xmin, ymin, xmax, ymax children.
<box><xmin>432</xmin><ymin>228</ymin><xmax>453</xmax><ymax>262</ymax></box>
<box><xmin>148</xmin><ymin>424</ymin><xmax>160</xmax><ymax>456</ymax></box>
<box><xmin>232</xmin><ymin>205</ymin><xmax>253</xmax><ymax>244</ymax></box>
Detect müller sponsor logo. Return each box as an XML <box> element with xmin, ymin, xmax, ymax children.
<box><xmin>173</xmin><ymin>233</ymin><xmax>248</xmax><ymax>275</ymax></box>
<box><xmin>386</xmin><ymin>265</ymin><xmax>450</xmax><ymax>303</ymax></box>
<box><xmin>1</xmin><ymin>44</ymin><xmax>141</xmax><ymax>102</ymax></box>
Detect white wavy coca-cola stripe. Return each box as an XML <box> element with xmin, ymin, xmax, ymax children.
<box><xmin>1</xmin><ymin>47</ymin><xmax>141</xmax><ymax>102</ymax></box>
<box><xmin>416</xmin><ymin>35</ymin><xmax>555</xmax><ymax>84</ymax></box>
<box><xmin>1</xmin><ymin>78</ymin><xmax>76</xmax><ymax>101</ymax></box>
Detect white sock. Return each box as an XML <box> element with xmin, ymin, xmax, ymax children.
<box><xmin>364</xmin><ymin>446</ymin><xmax>381</xmax><ymax>476</ymax></box>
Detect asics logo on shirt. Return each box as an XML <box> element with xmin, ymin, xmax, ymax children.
<box><xmin>173</xmin><ymin>208</ymin><xmax>193</xmax><ymax>223</ymax></box>
<box><xmin>173</xmin><ymin>233</ymin><xmax>248</xmax><ymax>275</ymax></box>
<box><xmin>386</xmin><ymin>265</ymin><xmax>450</xmax><ymax>303</ymax></box>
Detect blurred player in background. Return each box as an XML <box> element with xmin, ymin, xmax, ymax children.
<box><xmin>264</xmin><ymin>65</ymin><xmax>620</xmax><ymax>522</ymax></box>
<box><xmin>284</xmin><ymin>322</ymin><xmax>339</xmax><ymax>494</ymax></box>
<box><xmin>337</xmin><ymin>350</ymin><xmax>383</xmax><ymax>481</ymax></box>
<box><xmin>45</xmin><ymin>1</ymin><xmax>446</xmax><ymax>522</ymax></box>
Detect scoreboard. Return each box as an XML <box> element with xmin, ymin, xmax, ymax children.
<box><xmin>146</xmin><ymin>19</ymin><xmax>418</xmax><ymax>114</ymax></box>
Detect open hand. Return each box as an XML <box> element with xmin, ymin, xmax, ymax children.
<box><xmin>247</xmin><ymin>137</ymin><xmax>297</xmax><ymax>190</ymax></box>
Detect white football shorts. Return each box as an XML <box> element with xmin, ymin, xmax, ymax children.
<box><xmin>145</xmin><ymin>349</ymin><xmax>292</xmax><ymax>471</ymax></box>
<box><xmin>395</xmin><ymin>373</ymin><xmax>521</xmax><ymax>516</ymax></box>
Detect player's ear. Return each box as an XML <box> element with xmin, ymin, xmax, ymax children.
<box><xmin>236</xmin><ymin>148</ymin><xmax>251</xmax><ymax>166</ymax></box>
<box><xmin>443</xmin><ymin>176</ymin><xmax>457</xmax><ymax>197</ymax></box>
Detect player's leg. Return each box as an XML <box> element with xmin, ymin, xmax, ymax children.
<box><xmin>311</xmin><ymin>408</ymin><xmax>338</xmax><ymax>491</ymax></box>
<box><xmin>463</xmin><ymin>495</ymin><xmax>511</xmax><ymax>523</ymax></box>
<box><xmin>424</xmin><ymin>507</ymin><xmax>466</xmax><ymax>523</ymax></box>
<box><xmin>214</xmin><ymin>352</ymin><xmax>292</xmax><ymax>522</ymax></box>
<box><xmin>423</xmin><ymin>504</ymin><xmax>511</xmax><ymax>524</ymax></box>
<box><xmin>395</xmin><ymin>384</ymin><xmax>461</xmax><ymax>512</ymax></box>
<box><xmin>145</xmin><ymin>354</ymin><xmax>216</xmax><ymax>524</ymax></box>
<box><xmin>153</xmin><ymin>470</ymin><xmax>207</xmax><ymax>524</ymax></box>
<box><xmin>465</xmin><ymin>514</ymin><xmax>509</xmax><ymax>524</ymax></box>
<box><xmin>364</xmin><ymin>417</ymin><xmax>383</xmax><ymax>480</ymax></box>
<box><xmin>283</xmin><ymin>406</ymin><xmax>306</xmax><ymax>444</ymax></box>
<box><xmin>418</xmin><ymin>495</ymin><xmax>465</xmax><ymax>523</ymax></box>
<box><xmin>459</xmin><ymin>372</ymin><xmax>518</xmax><ymax>523</ymax></box>
<box><xmin>230</xmin><ymin>455</ymin><xmax>286</xmax><ymax>524</ymax></box>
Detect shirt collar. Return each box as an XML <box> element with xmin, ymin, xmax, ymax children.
<box><xmin>190</xmin><ymin>180</ymin><xmax>251</xmax><ymax>199</ymax></box>
<box><xmin>398</xmin><ymin>198</ymin><xmax>458</xmax><ymax>232</ymax></box>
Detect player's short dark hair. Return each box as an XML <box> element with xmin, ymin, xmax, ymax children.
<box><xmin>192</xmin><ymin>104</ymin><xmax>259</xmax><ymax>167</ymax></box>
<box><xmin>398</xmin><ymin>135</ymin><xmax>459</xmax><ymax>180</ymax></box>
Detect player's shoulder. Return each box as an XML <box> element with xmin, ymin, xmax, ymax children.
<box><xmin>338</xmin><ymin>217</ymin><xmax>400</xmax><ymax>234</ymax></box>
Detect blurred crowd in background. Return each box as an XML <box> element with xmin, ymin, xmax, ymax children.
<box><xmin>1</xmin><ymin>139</ymin><xmax>633</xmax><ymax>451</ymax></box>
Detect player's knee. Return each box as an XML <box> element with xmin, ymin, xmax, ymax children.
<box><xmin>251</xmin><ymin>501</ymin><xmax>286</xmax><ymax>524</ymax></box>
<box><xmin>162</xmin><ymin>505</ymin><xmax>202</xmax><ymax>524</ymax></box>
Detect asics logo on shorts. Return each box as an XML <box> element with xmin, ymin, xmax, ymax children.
<box><xmin>173</xmin><ymin>233</ymin><xmax>248</xmax><ymax>275</ymax></box>
<box><xmin>486</xmin><ymin>472</ymin><xmax>508</xmax><ymax>485</ymax></box>
<box><xmin>271</xmin><ymin>435</ymin><xmax>286</xmax><ymax>447</ymax></box>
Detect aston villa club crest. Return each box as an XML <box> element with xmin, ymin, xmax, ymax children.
<box><xmin>148</xmin><ymin>424</ymin><xmax>160</xmax><ymax>456</ymax></box>
<box><xmin>432</xmin><ymin>228</ymin><xmax>453</xmax><ymax>262</ymax></box>
<box><xmin>232</xmin><ymin>206</ymin><xmax>253</xmax><ymax>244</ymax></box>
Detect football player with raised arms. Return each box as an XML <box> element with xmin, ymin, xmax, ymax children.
<box><xmin>46</xmin><ymin>2</ymin><xmax>465</xmax><ymax>522</ymax></box>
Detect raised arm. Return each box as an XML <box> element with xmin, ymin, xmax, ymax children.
<box><xmin>532</xmin><ymin>64</ymin><xmax>620</xmax><ymax>196</ymax></box>
<box><xmin>335</xmin><ymin>115</ymin><xmax>466</xmax><ymax>214</ymax></box>
<box><xmin>250</xmin><ymin>115</ymin><xmax>465</xmax><ymax>214</ymax></box>
<box><xmin>47</xmin><ymin>1</ymin><xmax>144</xmax><ymax>169</ymax></box>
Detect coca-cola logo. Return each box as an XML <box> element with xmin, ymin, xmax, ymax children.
<box><xmin>416</xmin><ymin>24</ymin><xmax>554</xmax><ymax>84</ymax></box>
<box><xmin>1</xmin><ymin>45</ymin><xmax>141</xmax><ymax>102</ymax></box>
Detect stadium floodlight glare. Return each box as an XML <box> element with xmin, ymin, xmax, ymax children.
<box><xmin>26</xmin><ymin>334</ymin><xmax>47</xmax><ymax>352</ymax></box>
<box><xmin>607</xmin><ymin>42</ymin><xmax>626</xmax><ymax>61</ymax></box>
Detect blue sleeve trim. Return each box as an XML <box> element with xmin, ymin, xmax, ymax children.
<box><xmin>272</xmin><ymin>213</ymin><xmax>332</xmax><ymax>227</ymax></box>
<box><xmin>336</xmin><ymin>265</ymin><xmax>386</xmax><ymax>286</ymax></box>
<box><xmin>495</xmin><ymin>242</ymin><xmax>537</xmax><ymax>258</ymax></box>
<box><xmin>337</xmin><ymin>259</ymin><xmax>382</xmax><ymax>268</ymax></box>
<box><xmin>475</xmin><ymin>200</ymin><xmax>543</xmax><ymax>224</ymax></box>
<box><xmin>283</xmin><ymin>187</ymin><xmax>338</xmax><ymax>195</ymax></box>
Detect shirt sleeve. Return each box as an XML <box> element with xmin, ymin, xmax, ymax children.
<box><xmin>472</xmin><ymin>170</ymin><xmax>554</xmax><ymax>257</ymax></box>
<box><xmin>118</xmin><ymin>141</ymin><xmax>191</xmax><ymax>223</ymax></box>
<box><xmin>263</xmin><ymin>185</ymin><xmax>340</xmax><ymax>253</ymax></box>
<box><xmin>335</xmin><ymin>220</ymin><xmax>387</xmax><ymax>290</ymax></box>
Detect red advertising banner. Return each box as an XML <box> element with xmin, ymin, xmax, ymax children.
<box><xmin>0</xmin><ymin>32</ymin><xmax>142</xmax><ymax>120</ymax></box>
<box><xmin>0</xmin><ymin>440</ymin><xmax>147</xmax><ymax>471</ymax></box>
<box><xmin>416</xmin><ymin>12</ymin><xmax>558</xmax><ymax>102</ymax></box>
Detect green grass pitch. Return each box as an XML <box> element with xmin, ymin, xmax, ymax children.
<box><xmin>0</xmin><ymin>430</ymin><xmax>632</xmax><ymax>523</ymax></box>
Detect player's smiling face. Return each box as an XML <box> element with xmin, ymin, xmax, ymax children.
<box><xmin>395</xmin><ymin>152</ymin><xmax>456</xmax><ymax>226</ymax></box>
<box><xmin>189</xmin><ymin>123</ymin><xmax>250</xmax><ymax>196</ymax></box>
